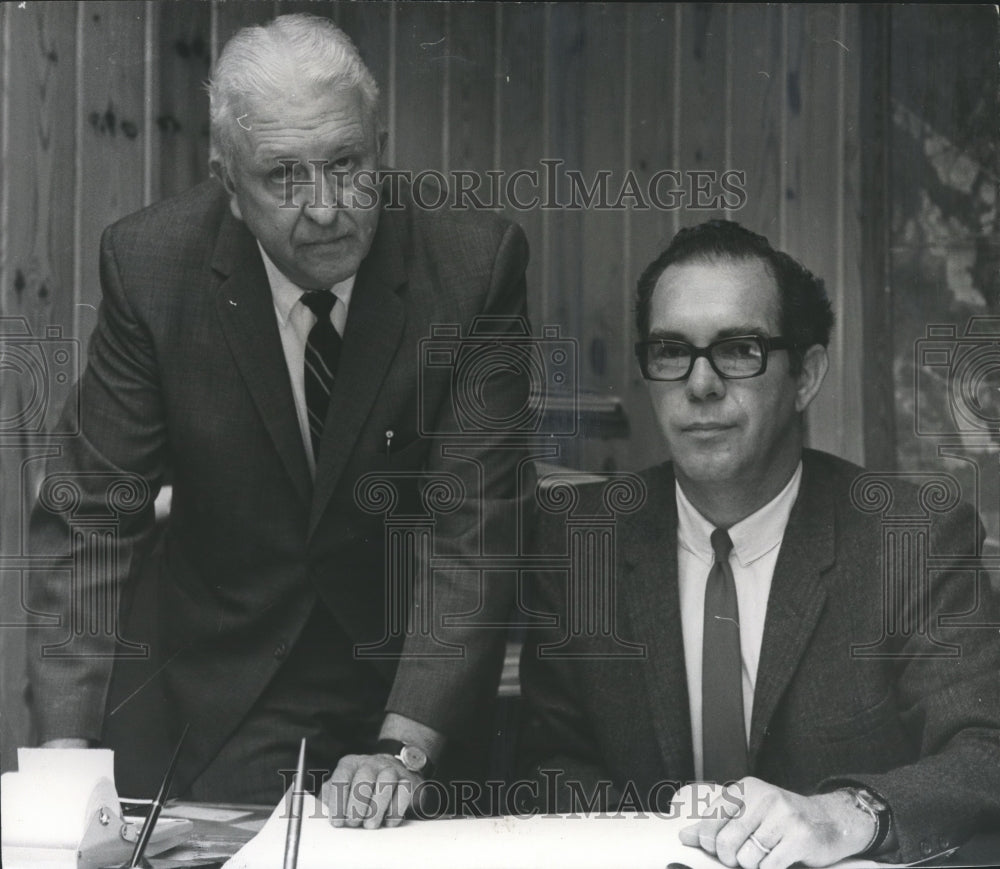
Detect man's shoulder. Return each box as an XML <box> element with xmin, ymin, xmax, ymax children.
<box><xmin>103</xmin><ymin>180</ymin><xmax>231</xmax><ymax>253</ymax></box>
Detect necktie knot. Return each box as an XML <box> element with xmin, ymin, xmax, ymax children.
<box><xmin>300</xmin><ymin>290</ymin><xmax>336</xmax><ymax>320</ymax></box>
<box><xmin>710</xmin><ymin>527</ymin><xmax>733</xmax><ymax>562</ymax></box>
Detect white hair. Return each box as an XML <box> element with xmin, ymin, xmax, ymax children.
<box><xmin>208</xmin><ymin>13</ymin><xmax>381</xmax><ymax>174</ymax></box>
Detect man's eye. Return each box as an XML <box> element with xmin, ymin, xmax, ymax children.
<box><xmin>654</xmin><ymin>343</ymin><xmax>688</xmax><ymax>360</ymax></box>
<box><xmin>328</xmin><ymin>156</ymin><xmax>355</xmax><ymax>174</ymax></box>
<box><xmin>719</xmin><ymin>340</ymin><xmax>761</xmax><ymax>359</ymax></box>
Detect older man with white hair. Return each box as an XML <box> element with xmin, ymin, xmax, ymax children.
<box><xmin>27</xmin><ymin>14</ymin><xmax>530</xmax><ymax>828</ymax></box>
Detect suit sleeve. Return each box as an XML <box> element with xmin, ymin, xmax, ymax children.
<box><xmin>819</xmin><ymin>502</ymin><xmax>1000</xmax><ymax>863</ymax></box>
<box><xmin>384</xmin><ymin>220</ymin><xmax>537</xmax><ymax>737</ymax></box>
<box><xmin>26</xmin><ymin>226</ymin><xmax>166</xmax><ymax>743</ymax></box>
<box><xmin>516</xmin><ymin>558</ymin><xmax>624</xmax><ymax>812</ymax></box>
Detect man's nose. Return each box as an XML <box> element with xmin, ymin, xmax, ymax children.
<box><xmin>685</xmin><ymin>355</ymin><xmax>726</xmax><ymax>400</ymax></box>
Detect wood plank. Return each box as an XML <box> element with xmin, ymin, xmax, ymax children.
<box><xmin>496</xmin><ymin>3</ymin><xmax>545</xmax><ymax>328</ymax></box>
<box><xmin>675</xmin><ymin>2</ymin><xmax>729</xmax><ymax>228</ymax></box>
<box><xmin>626</xmin><ymin>2</ymin><xmax>678</xmax><ymax>472</ymax></box>
<box><xmin>0</xmin><ymin>0</ymin><xmax>80</xmax><ymax>775</ymax></box>
<box><xmin>77</xmin><ymin>1</ymin><xmax>149</xmax><ymax>334</ymax></box>
<box><xmin>728</xmin><ymin>4</ymin><xmax>782</xmax><ymax>239</ymax></box>
<box><xmin>212</xmin><ymin>0</ymin><xmax>278</xmax><ymax>64</ymax></box>
<box><xmin>445</xmin><ymin>2</ymin><xmax>495</xmax><ymax>174</ymax></box>
<box><xmin>576</xmin><ymin>3</ymin><xmax>627</xmax><ymax>474</ymax></box>
<box><xmin>784</xmin><ymin>4</ymin><xmax>863</xmax><ymax>464</ymax></box>
<box><xmin>155</xmin><ymin>0</ymin><xmax>211</xmax><ymax>201</ymax></box>
<box><xmin>336</xmin><ymin>1</ymin><xmax>393</xmax><ymax>151</ymax></box>
<box><xmin>543</xmin><ymin>3</ymin><xmax>586</xmax><ymax>469</ymax></box>
<box><xmin>393</xmin><ymin>2</ymin><xmax>447</xmax><ymax>172</ymax></box>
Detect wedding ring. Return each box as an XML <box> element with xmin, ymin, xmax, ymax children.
<box><xmin>748</xmin><ymin>833</ymin><xmax>772</xmax><ymax>855</ymax></box>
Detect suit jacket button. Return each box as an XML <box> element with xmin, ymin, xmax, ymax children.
<box><xmin>274</xmin><ymin>641</ymin><xmax>288</xmax><ymax>659</ymax></box>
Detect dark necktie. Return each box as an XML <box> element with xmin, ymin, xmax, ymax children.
<box><xmin>702</xmin><ymin>527</ymin><xmax>749</xmax><ymax>783</ymax></box>
<box><xmin>300</xmin><ymin>290</ymin><xmax>342</xmax><ymax>460</ymax></box>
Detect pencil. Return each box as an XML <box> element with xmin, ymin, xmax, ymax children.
<box><xmin>283</xmin><ymin>738</ymin><xmax>307</xmax><ymax>869</ymax></box>
<box><xmin>128</xmin><ymin>722</ymin><xmax>190</xmax><ymax>868</ymax></box>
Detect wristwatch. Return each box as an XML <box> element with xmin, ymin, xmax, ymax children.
<box><xmin>375</xmin><ymin>739</ymin><xmax>436</xmax><ymax>779</ymax></box>
<box><xmin>845</xmin><ymin>787</ymin><xmax>892</xmax><ymax>857</ymax></box>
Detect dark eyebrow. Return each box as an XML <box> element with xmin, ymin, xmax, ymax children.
<box><xmin>646</xmin><ymin>325</ymin><xmax>774</xmax><ymax>343</ymax></box>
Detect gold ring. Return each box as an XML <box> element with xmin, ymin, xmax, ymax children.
<box><xmin>748</xmin><ymin>833</ymin><xmax>772</xmax><ymax>855</ymax></box>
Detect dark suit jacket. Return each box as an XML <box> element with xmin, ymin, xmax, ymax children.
<box><xmin>519</xmin><ymin>449</ymin><xmax>1000</xmax><ymax>863</ymax></box>
<box><xmin>27</xmin><ymin>178</ymin><xmax>531</xmax><ymax>794</ymax></box>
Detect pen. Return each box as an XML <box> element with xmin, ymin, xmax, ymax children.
<box><xmin>127</xmin><ymin>722</ymin><xmax>189</xmax><ymax>869</ymax></box>
<box><xmin>384</xmin><ymin>429</ymin><xmax>394</xmax><ymax>461</ymax></box>
<box><xmin>283</xmin><ymin>738</ymin><xmax>307</xmax><ymax>869</ymax></box>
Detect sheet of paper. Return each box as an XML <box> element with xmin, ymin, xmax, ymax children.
<box><xmin>160</xmin><ymin>805</ymin><xmax>253</xmax><ymax>823</ymax></box>
<box><xmin>223</xmin><ymin>795</ymin><xmax>888</xmax><ymax>869</ymax></box>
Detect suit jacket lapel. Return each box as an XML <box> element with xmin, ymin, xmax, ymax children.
<box><xmin>213</xmin><ymin>212</ymin><xmax>312</xmax><ymax>505</ymax></box>
<box><xmin>309</xmin><ymin>206</ymin><xmax>408</xmax><ymax>534</ymax></box>
<box><xmin>621</xmin><ymin>464</ymin><xmax>696</xmax><ymax>780</ymax></box>
<box><xmin>748</xmin><ymin>455</ymin><xmax>837</xmax><ymax>764</ymax></box>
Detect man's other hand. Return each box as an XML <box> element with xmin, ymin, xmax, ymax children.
<box><xmin>323</xmin><ymin>753</ymin><xmax>420</xmax><ymax>829</ymax></box>
<box><xmin>677</xmin><ymin>778</ymin><xmax>876</xmax><ymax>869</ymax></box>
<box><xmin>40</xmin><ymin>738</ymin><xmax>91</xmax><ymax>748</ymax></box>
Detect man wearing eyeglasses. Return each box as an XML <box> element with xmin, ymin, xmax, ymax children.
<box><xmin>519</xmin><ymin>220</ymin><xmax>1000</xmax><ymax>868</ymax></box>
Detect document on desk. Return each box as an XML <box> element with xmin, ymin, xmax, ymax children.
<box><xmin>223</xmin><ymin>794</ymin><xmax>889</xmax><ymax>869</ymax></box>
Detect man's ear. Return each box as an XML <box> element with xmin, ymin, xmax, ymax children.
<box><xmin>209</xmin><ymin>157</ymin><xmax>243</xmax><ymax>222</ymax></box>
<box><xmin>794</xmin><ymin>344</ymin><xmax>829</xmax><ymax>413</ymax></box>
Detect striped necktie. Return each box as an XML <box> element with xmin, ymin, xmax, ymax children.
<box><xmin>300</xmin><ymin>290</ymin><xmax>342</xmax><ymax>459</ymax></box>
<box><xmin>702</xmin><ymin>527</ymin><xmax>749</xmax><ymax>783</ymax></box>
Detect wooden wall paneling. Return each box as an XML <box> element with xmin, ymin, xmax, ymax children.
<box><xmin>336</xmin><ymin>1</ymin><xmax>393</xmax><ymax>148</ymax></box>
<box><xmin>155</xmin><ymin>1</ymin><xmax>211</xmax><ymax>201</ymax></box>
<box><xmin>544</xmin><ymin>4</ymin><xmax>586</xmax><ymax>469</ymax></box>
<box><xmin>727</xmin><ymin>4</ymin><xmax>782</xmax><ymax>240</ymax></box>
<box><xmin>624</xmin><ymin>2</ymin><xmax>677</xmax><ymax>472</ymax></box>
<box><xmin>783</xmin><ymin>5</ymin><xmax>864</xmax><ymax>464</ymax></box>
<box><xmin>77</xmin><ymin>2</ymin><xmax>149</xmax><ymax>334</ymax></box>
<box><xmin>496</xmin><ymin>3</ymin><xmax>545</xmax><ymax>331</ymax></box>
<box><xmin>675</xmin><ymin>3</ymin><xmax>729</xmax><ymax>229</ymax></box>
<box><xmin>446</xmin><ymin>2</ymin><xmax>495</xmax><ymax>174</ymax></box>
<box><xmin>211</xmin><ymin>0</ymin><xmax>280</xmax><ymax>64</ymax></box>
<box><xmin>393</xmin><ymin>2</ymin><xmax>447</xmax><ymax>172</ymax></box>
<box><xmin>575</xmin><ymin>3</ymin><xmax>627</xmax><ymax>473</ymax></box>
<box><xmin>0</xmin><ymin>0</ymin><xmax>79</xmax><ymax>773</ymax></box>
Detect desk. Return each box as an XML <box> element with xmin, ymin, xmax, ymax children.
<box><xmin>148</xmin><ymin>802</ymin><xmax>1000</xmax><ymax>869</ymax></box>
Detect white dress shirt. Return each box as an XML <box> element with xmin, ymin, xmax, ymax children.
<box><xmin>258</xmin><ymin>243</ymin><xmax>355</xmax><ymax>474</ymax></box>
<box><xmin>676</xmin><ymin>461</ymin><xmax>803</xmax><ymax>780</ymax></box>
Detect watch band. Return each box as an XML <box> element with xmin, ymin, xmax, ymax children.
<box><xmin>846</xmin><ymin>787</ymin><xmax>892</xmax><ymax>857</ymax></box>
<box><xmin>374</xmin><ymin>739</ymin><xmax>436</xmax><ymax>779</ymax></box>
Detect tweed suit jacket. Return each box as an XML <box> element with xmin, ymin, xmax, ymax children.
<box><xmin>519</xmin><ymin>449</ymin><xmax>1000</xmax><ymax>863</ymax></box>
<box><xmin>27</xmin><ymin>178</ymin><xmax>531</xmax><ymax>794</ymax></box>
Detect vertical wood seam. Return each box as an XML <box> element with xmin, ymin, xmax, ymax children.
<box><xmin>836</xmin><ymin>4</ymin><xmax>848</xmax><ymax>458</ymax></box>
<box><xmin>143</xmin><ymin>1</ymin><xmax>154</xmax><ymax>207</ymax></box>
<box><xmin>73</xmin><ymin>1</ymin><xmax>85</xmax><ymax>338</ymax></box>
<box><xmin>541</xmin><ymin>3</ymin><xmax>551</xmax><ymax>325</ymax></box>
<box><xmin>622</xmin><ymin>3</ymin><xmax>633</xmax><ymax>375</ymax></box>
<box><xmin>386</xmin><ymin>3</ymin><xmax>397</xmax><ymax>167</ymax></box>
<box><xmin>441</xmin><ymin>4</ymin><xmax>451</xmax><ymax>173</ymax></box>
<box><xmin>779</xmin><ymin>4</ymin><xmax>788</xmax><ymax>249</ymax></box>
<box><xmin>0</xmin><ymin>3</ymin><xmax>10</xmax><ymax>318</ymax></box>
<box><xmin>492</xmin><ymin>3</ymin><xmax>502</xmax><ymax>171</ymax></box>
<box><xmin>724</xmin><ymin>3</ymin><xmax>733</xmax><ymax>217</ymax></box>
<box><xmin>671</xmin><ymin>3</ymin><xmax>681</xmax><ymax>235</ymax></box>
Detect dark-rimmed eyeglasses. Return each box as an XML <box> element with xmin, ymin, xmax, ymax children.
<box><xmin>634</xmin><ymin>335</ymin><xmax>795</xmax><ymax>381</ymax></box>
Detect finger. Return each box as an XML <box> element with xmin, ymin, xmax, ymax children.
<box><xmin>713</xmin><ymin>798</ymin><xmax>767</xmax><ymax>867</ymax></box>
<box><xmin>324</xmin><ymin>755</ymin><xmax>363</xmax><ymax>826</ymax></box>
<box><xmin>760</xmin><ymin>837</ymin><xmax>797</xmax><ymax>869</ymax></box>
<box><xmin>362</xmin><ymin>766</ymin><xmax>402</xmax><ymax>830</ymax></box>
<box><xmin>384</xmin><ymin>775</ymin><xmax>414</xmax><ymax>828</ymax></box>
<box><xmin>735</xmin><ymin>831</ymin><xmax>777</xmax><ymax>869</ymax></box>
<box><xmin>679</xmin><ymin>787</ymin><xmax>746</xmax><ymax>856</ymax></box>
<box><xmin>343</xmin><ymin>762</ymin><xmax>380</xmax><ymax>828</ymax></box>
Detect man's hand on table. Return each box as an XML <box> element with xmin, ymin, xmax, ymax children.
<box><xmin>323</xmin><ymin>714</ymin><xmax>444</xmax><ymax>830</ymax></box>
<box><xmin>676</xmin><ymin>778</ymin><xmax>878</xmax><ymax>869</ymax></box>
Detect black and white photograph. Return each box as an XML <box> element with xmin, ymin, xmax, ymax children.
<box><xmin>0</xmin><ymin>3</ymin><xmax>997</xmax><ymax>868</ymax></box>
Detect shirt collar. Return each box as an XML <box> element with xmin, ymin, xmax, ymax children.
<box><xmin>257</xmin><ymin>242</ymin><xmax>356</xmax><ymax>326</ymax></box>
<box><xmin>676</xmin><ymin>461</ymin><xmax>803</xmax><ymax>567</ymax></box>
